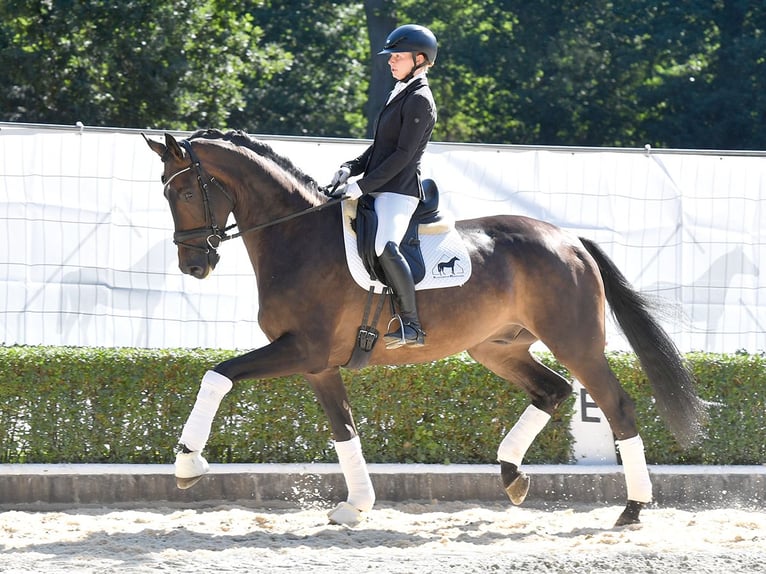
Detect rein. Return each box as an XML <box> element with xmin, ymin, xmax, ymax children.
<box><xmin>166</xmin><ymin>139</ymin><xmax>344</xmax><ymax>254</ymax></box>
<box><xmin>224</xmin><ymin>196</ymin><xmax>344</xmax><ymax>241</ymax></box>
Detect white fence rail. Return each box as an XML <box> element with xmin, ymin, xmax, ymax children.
<box><xmin>1</xmin><ymin>123</ymin><xmax>763</xmax><ymax>352</ymax></box>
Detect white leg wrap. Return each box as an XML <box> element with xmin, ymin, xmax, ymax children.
<box><xmin>616</xmin><ymin>435</ymin><xmax>653</xmax><ymax>503</ymax></box>
<box><xmin>179</xmin><ymin>370</ymin><xmax>233</xmax><ymax>452</ymax></box>
<box><xmin>334</xmin><ymin>436</ymin><xmax>376</xmax><ymax>512</ymax></box>
<box><xmin>497</xmin><ymin>405</ymin><xmax>551</xmax><ymax>467</ymax></box>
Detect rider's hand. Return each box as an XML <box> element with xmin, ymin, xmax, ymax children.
<box><xmin>343</xmin><ymin>182</ymin><xmax>363</xmax><ymax>200</ymax></box>
<box><xmin>330</xmin><ymin>166</ymin><xmax>351</xmax><ymax>186</ymax></box>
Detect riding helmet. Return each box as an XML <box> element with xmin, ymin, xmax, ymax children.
<box><xmin>378</xmin><ymin>24</ymin><xmax>438</xmax><ymax>64</ymax></box>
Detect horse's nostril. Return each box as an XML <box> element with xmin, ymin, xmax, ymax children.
<box><xmin>180</xmin><ymin>263</ymin><xmax>208</xmax><ymax>279</ymax></box>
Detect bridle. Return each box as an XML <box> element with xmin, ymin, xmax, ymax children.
<box><xmin>163</xmin><ymin>140</ymin><xmax>234</xmax><ymax>256</ymax></box>
<box><xmin>162</xmin><ymin>139</ymin><xmax>344</xmax><ymax>260</ymax></box>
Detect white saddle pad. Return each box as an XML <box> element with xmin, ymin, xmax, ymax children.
<box><xmin>341</xmin><ymin>199</ymin><xmax>472</xmax><ymax>293</ymax></box>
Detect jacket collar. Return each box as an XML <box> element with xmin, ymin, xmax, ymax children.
<box><xmin>386</xmin><ymin>75</ymin><xmax>428</xmax><ymax>106</ymax></box>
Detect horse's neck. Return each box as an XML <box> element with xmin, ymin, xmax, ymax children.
<box><xmin>238</xmin><ymin>164</ymin><xmax>319</xmax><ymax>218</ymax></box>
<box><xmin>212</xmin><ymin>147</ymin><xmax>335</xmax><ymax>276</ymax></box>
<box><xmin>234</xmin><ymin>178</ymin><xmax>334</xmax><ymax>272</ymax></box>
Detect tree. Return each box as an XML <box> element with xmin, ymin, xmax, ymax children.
<box><xmin>227</xmin><ymin>1</ymin><xmax>370</xmax><ymax>137</ymax></box>
<box><xmin>0</xmin><ymin>1</ymin><xmax>763</xmax><ymax>148</ymax></box>
<box><xmin>0</xmin><ymin>0</ymin><xmax>286</xmax><ymax>129</ymax></box>
<box><xmin>633</xmin><ymin>1</ymin><xmax>766</xmax><ymax>149</ymax></box>
<box><xmin>397</xmin><ymin>0</ymin><xmax>766</xmax><ymax>149</ymax></box>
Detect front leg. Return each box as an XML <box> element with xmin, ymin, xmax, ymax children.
<box><xmin>175</xmin><ymin>334</ymin><xmax>314</xmax><ymax>489</ymax></box>
<box><xmin>175</xmin><ymin>369</ymin><xmax>232</xmax><ymax>488</ymax></box>
<box><xmin>305</xmin><ymin>369</ymin><xmax>376</xmax><ymax>527</ymax></box>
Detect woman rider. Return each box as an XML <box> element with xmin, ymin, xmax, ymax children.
<box><xmin>330</xmin><ymin>24</ymin><xmax>438</xmax><ymax>349</ymax></box>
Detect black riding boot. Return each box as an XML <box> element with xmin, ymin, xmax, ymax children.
<box><xmin>378</xmin><ymin>241</ymin><xmax>425</xmax><ymax>349</ymax></box>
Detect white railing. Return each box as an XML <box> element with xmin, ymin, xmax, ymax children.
<box><xmin>1</xmin><ymin>122</ymin><xmax>763</xmax><ymax>352</ymax></box>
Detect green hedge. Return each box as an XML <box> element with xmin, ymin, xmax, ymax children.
<box><xmin>0</xmin><ymin>347</ymin><xmax>763</xmax><ymax>465</ymax></box>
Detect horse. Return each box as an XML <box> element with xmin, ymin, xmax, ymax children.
<box><xmin>437</xmin><ymin>256</ymin><xmax>460</xmax><ymax>275</ymax></box>
<box><xmin>144</xmin><ymin>129</ymin><xmax>708</xmax><ymax>528</ymax></box>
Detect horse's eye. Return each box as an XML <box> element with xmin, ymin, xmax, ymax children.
<box><xmin>184</xmin><ymin>191</ymin><xmax>194</xmax><ymax>200</ymax></box>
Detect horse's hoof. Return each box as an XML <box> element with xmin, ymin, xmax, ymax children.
<box><xmin>174</xmin><ymin>450</ymin><xmax>209</xmax><ymax>490</ymax></box>
<box><xmin>328</xmin><ymin>502</ymin><xmax>365</xmax><ymax>527</ymax></box>
<box><xmin>500</xmin><ymin>461</ymin><xmax>530</xmax><ymax>505</ymax></box>
<box><xmin>504</xmin><ymin>472</ymin><xmax>530</xmax><ymax>505</ymax></box>
<box><xmin>176</xmin><ymin>475</ymin><xmax>206</xmax><ymax>490</ymax></box>
<box><xmin>614</xmin><ymin>500</ymin><xmax>645</xmax><ymax>527</ymax></box>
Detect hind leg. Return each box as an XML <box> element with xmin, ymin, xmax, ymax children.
<box><xmin>527</xmin><ymin>268</ymin><xmax>651</xmax><ymax>524</ymax></box>
<box><xmin>559</xmin><ymin>352</ymin><xmax>651</xmax><ymax>526</ymax></box>
<box><xmin>468</xmin><ymin>338</ymin><xmax>573</xmax><ymax>505</ymax></box>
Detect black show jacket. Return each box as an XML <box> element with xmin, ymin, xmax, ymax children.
<box><xmin>344</xmin><ymin>76</ymin><xmax>436</xmax><ymax>200</ymax></box>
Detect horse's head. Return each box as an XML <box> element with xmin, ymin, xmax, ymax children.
<box><xmin>144</xmin><ymin>132</ymin><xmax>234</xmax><ymax>279</ymax></box>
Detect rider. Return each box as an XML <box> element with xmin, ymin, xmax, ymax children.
<box><xmin>330</xmin><ymin>24</ymin><xmax>438</xmax><ymax>349</ymax></box>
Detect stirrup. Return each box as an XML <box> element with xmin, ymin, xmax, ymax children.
<box><xmin>383</xmin><ymin>316</ymin><xmax>425</xmax><ymax>349</ymax></box>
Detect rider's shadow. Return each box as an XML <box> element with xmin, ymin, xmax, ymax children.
<box><xmin>642</xmin><ymin>245</ymin><xmax>760</xmax><ymax>347</ymax></box>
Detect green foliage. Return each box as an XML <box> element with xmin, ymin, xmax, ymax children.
<box><xmin>1</xmin><ymin>347</ymin><xmax>763</xmax><ymax>466</ymax></box>
<box><xmin>228</xmin><ymin>1</ymin><xmax>370</xmax><ymax>137</ymax></box>
<box><xmin>404</xmin><ymin>0</ymin><xmax>766</xmax><ymax>148</ymax></box>
<box><xmin>591</xmin><ymin>351</ymin><xmax>766</xmax><ymax>465</ymax></box>
<box><xmin>0</xmin><ymin>346</ymin><xmax>222</xmax><ymax>463</ymax></box>
<box><xmin>339</xmin><ymin>357</ymin><xmax>573</xmax><ymax>465</ymax></box>
<box><xmin>0</xmin><ymin>0</ymin><xmax>287</xmax><ymax>129</ymax></box>
<box><xmin>1</xmin><ymin>1</ymin><xmax>764</xmax><ymax>148</ymax></box>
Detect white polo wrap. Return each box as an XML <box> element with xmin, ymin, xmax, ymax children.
<box><xmin>179</xmin><ymin>370</ymin><xmax>233</xmax><ymax>452</ymax></box>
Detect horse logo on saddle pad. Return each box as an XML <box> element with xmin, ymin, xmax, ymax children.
<box><xmin>341</xmin><ymin>179</ymin><xmax>472</xmax><ymax>293</ymax></box>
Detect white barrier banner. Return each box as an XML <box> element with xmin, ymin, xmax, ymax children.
<box><xmin>1</xmin><ymin>125</ymin><xmax>763</xmax><ymax>352</ymax></box>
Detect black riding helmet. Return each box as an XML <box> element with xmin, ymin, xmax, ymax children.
<box><xmin>378</xmin><ymin>24</ymin><xmax>438</xmax><ymax>63</ymax></box>
<box><xmin>378</xmin><ymin>24</ymin><xmax>438</xmax><ymax>82</ymax></box>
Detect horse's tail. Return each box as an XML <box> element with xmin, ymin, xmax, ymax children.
<box><xmin>579</xmin><ymin>236</ymin><xmax>708</xmax><ymax>447</ymax></box>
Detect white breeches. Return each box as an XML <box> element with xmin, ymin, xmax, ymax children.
<box><xmin>372</xmin><ymin>192</ymin><xmax>420</xmax><ymax>256</ymax></box>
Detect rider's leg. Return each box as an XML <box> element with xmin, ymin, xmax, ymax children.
<box><xmin>373</xmin><ymin>193</ymin><xmax>424</xmax><ymax>348</ymax></box>
<box><xmin>373</xmin><ymin>192</ymin><xmax>420</xmax><ymax>257</ymax></box>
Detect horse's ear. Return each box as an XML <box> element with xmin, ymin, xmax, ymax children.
<box><xmin>142</xmin><ymin>132</ymin><xmax>185</xmax><ymax>162</ymax></box>
<box><xmin>142</xmin><ymin>133</ymin><xmax>167</xmax><ymax>159</ymax></box>
<box><xmin>163</xmin><ymin>132</ymin><xmax>185</xmax><ymax>161</ymax></box>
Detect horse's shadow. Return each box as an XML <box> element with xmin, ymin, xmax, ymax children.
<box><xmin>641</xmin><ymin>245</ymin><xmax>760</xmax><ymax>348</ymax></box>
<box><xmin>2</xmin><ymin>516</ymin><xmax>428</xmax><ymax>564</ymax></box>
<box><xmin>56</xmin><ymin>241</ymin><xmax>203</xmax><ymax>346</ymax></box>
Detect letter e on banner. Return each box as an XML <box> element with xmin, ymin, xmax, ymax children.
<box><xmin>570</xmin><ymin>380</ymin><xmax>617</xmax><ymax>464</ymax></box>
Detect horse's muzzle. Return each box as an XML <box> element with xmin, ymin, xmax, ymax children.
<box><xmin>179</xmin><ymin>249</ymin><xmax>219</xmax><ymax>279</ymax></box>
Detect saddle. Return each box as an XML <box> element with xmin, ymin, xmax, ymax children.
<box><xmin>343</xmin><ymin>179</ymin><xmax>471</xmax><ymax>370</ymax></box>
<box><xmin>351</xmin><ymin>179</ymin><xmax>442</xmax><ymax>285</ymax></box>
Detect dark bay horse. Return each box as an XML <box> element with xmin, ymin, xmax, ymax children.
<box><xmin>144</xmin><ymin>129</ymin><xmax>707</xmax><ymax>528</ymax></box>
